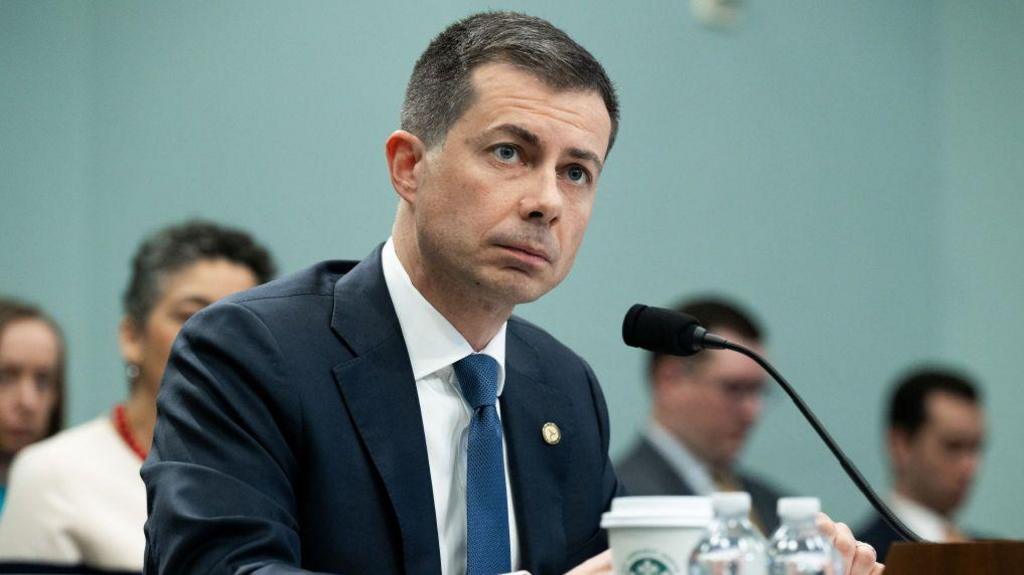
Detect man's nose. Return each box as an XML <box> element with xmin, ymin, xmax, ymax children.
<box><xmin>739</xmin><ymin>394</ymin><xmax>762</xmax><ymax>424</ymax></box>
<box><xmin>962</xmin><ymin>451</ymin><xmax>981</xmax><ymax>478</ymax></box>
<box><xmin>518</xmin><ymin>170</ymin><xmax>562</xmax><ymax>225</ymax></box>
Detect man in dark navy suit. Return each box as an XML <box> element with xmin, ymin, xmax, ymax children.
<box><xmin>143</xmin><ymin>11</ymin><xmax>885</xmax><ymax>575</ymax></box>
<box><xmin>143</xmin><ymin>12</ymin><xmax>621</xmax><ymax>575</ymax></box>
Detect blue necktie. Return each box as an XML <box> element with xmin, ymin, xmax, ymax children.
<box><xmin>453</xmin><ymin>353</ymin><xmax>511</xmax><ymax>575</ymax></box>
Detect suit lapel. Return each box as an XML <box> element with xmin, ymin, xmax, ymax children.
<box><xmin>330</xmin><ymin>247</ymin><xmax>441</xmax><ymax>575</ymax></box>
<box><xmin>501</xmin><ymin>328</ymin><xmax>571</xmax><ymax>574</ymax></box>
<box><xmin>640</xmin><ymin>438</ymin><xmax>698</xmax><ymax>495</ymax></box>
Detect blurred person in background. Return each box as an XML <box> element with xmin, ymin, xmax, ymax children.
<box><xmin>0</xmin><ymin>298</ymin><xmax>65</xmax><ymax>514</ymax></box>
<box><xmin>857</xmin><ymin>367</ymin><xmax>987</xmax><ymax>561</ymax></box>
<box><xmin>0</xmin><ymin>220</ymin><xmax>275</xmax><ymax>572</ymax></box>
<box><xmin>616</xmin><ymin>297</ymin><xmax>787</xmax><ymax>534</ymax></box>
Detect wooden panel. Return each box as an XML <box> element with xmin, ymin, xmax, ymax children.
<box><xmin>885</xmin><ymin>541</ymin><xmax>1024</xmax><ymax>574</ymax></box>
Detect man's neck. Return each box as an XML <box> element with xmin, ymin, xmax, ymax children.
<box><xmin>392</xmin><ymin>232</ymin><xmax>512</xmax><ymax>351</ymax></box>
<box><xmin>652</xmin><ymin>414</ymin><xmax>728</xmax><ymax>471</ymax></box>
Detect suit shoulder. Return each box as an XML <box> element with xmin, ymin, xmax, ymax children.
<box><xmin>615</xmin><ymin>438</ymin><xmax>650</xmax><ymax>467</ymax></box>
<box><xmin>179</xmin><ymin>260</ymin><xmax>358</xmax><ymax>345</ymax></box>
<box><xmin>507</xmin><ymin>314</ymin><xmax>586</xmax><ymax>366</ymax></box>
<box><xmin>225</xmin><ymin>260</ymin><xmax>359</xmax><ymax>305</ymax></box>
<box><xmin>614</xmin><ymin>440</ymin><xmax>652</xmax><ymax>481</ymax></box>
<box><xmin>614</xmin><ymin>439</ymin><xmax>692</xmax><ymax>496</ymax></box>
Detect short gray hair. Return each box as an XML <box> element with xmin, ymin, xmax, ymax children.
<box><xmin>401</xmin><ymin>11</ymin><xmax>619</xmax><ymax>152</ymax></box>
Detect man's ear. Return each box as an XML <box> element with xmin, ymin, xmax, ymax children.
<box><xmin>888</xmin><ymin>427</ymin><xmax>913</xmax><ymax>468</ymax></box>
<box><xmin>651</xmin><ymin>357</ymin><xmax>685</xmax><ymax>399</ymax></box>
<box><xmin>385</xmin><ymin>130</ymin><xmax>427</xmax><ymax>204</ymax></box>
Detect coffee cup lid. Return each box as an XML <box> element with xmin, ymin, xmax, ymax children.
<box><xmin>601</xmin><ymin>496</ymin><xmax>713</xmax><ymax>529</ymax></box>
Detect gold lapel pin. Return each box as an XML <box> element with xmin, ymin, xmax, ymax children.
<box><xmin>542</xmin><ymin>422</ymin><xmax>561</xmax><ymax>445</ymax></box>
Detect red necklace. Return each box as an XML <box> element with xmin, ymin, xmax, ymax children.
<box><xmin>113</xmin><ymin>404</ymin><xmax>148</xmax><ymax>461</ymax></box>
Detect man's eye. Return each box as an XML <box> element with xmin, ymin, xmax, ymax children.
<box><xmin>35</xmin><ymin>373</ymin><xmax>55</xmax><ymax>393</ymax></box>
<box><xmin>566</xmin><ymin>165</ymin><xmax>590</xmax><ymax>185</ymax></box>
<box><xmin>492</xmin><ymin>145</ymin><xmax>519</xmax><ymax>162</ymax></box>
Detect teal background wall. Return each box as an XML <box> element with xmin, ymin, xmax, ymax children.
<box><xmin>935</xmin><ymin>0</ymin><xmax>1024</xmax><ymax>538</ymax></box>
<box><xmin>3</xmin><ymin>1</ymin><xmax>1021</xmax><ymax>537</ymax></box>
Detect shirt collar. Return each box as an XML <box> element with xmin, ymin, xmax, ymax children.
<box><xmin>645</xmin><ymin>421</ymin><xmax>716</xmax><ymax>496</ymax></box>
<box><xmin>889</xmin><ymin>491</ymin><xmax>952</xmax><ymax>542</ymax></box>
<box><xmin>381</xmin><ymin>238</ymin><xmax>507</xmax><ymax>395</ymax></box>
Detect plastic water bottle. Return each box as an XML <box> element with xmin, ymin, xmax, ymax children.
<box><xmin>689</xmin><ymin>491</ymin><xmax>767</xmax><ymax>575</ymax></box>
<box><xmin>767</xmin><ymin>497</ymin><xmax>843</xmax><ymax>575</ymax></box>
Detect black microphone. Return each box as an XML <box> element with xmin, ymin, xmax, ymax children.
<box><xmin>622</xmin><ymin>303</ymin><xmax>922</xmax><ymax>543</ymax></box>
<box><xmin>622</xmin><ymin>304</ymin><xmax>729</xmax><ymax>356</ymax></box>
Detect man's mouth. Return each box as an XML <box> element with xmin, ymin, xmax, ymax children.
<box><xmin>498</xmin><ymin>243</ymin><xmax>553</xmax><ymax>265</ymax></box>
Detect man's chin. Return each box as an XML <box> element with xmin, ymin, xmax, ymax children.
<box><xmin>501</xmin><ymin>285</ymin><xmax>549</xmax><ymax>306</ymax></box>
<box><xmin>945</xmin><ymin>492</ymin><xmax>970</xmax><ymax>513</ymax></box>
<box><xmin>483</xmin><ymin>271</ymin><xmax>559</xmax><ymax>305</ymax></box>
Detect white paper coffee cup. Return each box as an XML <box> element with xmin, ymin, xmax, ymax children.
<box><xmin>601</xmin><ymin>496</ymin><xmax>713</xmax><ymax>575</ymax></box>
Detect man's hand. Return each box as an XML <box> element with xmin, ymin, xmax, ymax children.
<box><xmin>565</xmin><ymin>549</ymin><xmax>613</xmax><ymax>575</ymax></box>
<box><xmin>817</xmin><ymin>512</ymin><xmax>885</xmax><ymax>575</ymax></box>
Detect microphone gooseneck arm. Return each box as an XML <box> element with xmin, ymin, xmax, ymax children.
<box><xmin>718</xmin><ymin>338</ymin><xmax>922</xmax><ymax>543</ymax></box>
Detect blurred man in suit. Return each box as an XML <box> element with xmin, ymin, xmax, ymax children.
<box><xmin>857</xmin><ymin>368</ymin><xmax>986</xmax><ymax>560</ymax></box>
<box><xmin>616</xmin><ymin>297</ymin><xmax>787</xmax><ymax>534</ymax></box>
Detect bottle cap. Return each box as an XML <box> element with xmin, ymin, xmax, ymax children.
<box><xmin>777</xmin><ymin>497</ymin><xmax>821</xmax><ymax>520</ymax></box>
<box><xmin>711</xmin><ymin>491</ymin><xmax>751</xmax><ymax>517</ymax></box>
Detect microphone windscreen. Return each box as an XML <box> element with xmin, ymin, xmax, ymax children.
<box><xmin>622</xmin><ymin>304</ymin><xmax>703</xmax><ymax>356</ymax></box>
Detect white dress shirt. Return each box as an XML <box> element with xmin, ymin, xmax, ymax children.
<box><xmin>645</xmin><ymin>421</ymin><xmax>716</xmax><ymax>496</ymax></box>
<box><xmin>889</xmin><ymin>491</ymin><xmax>959</xmax><ymax>543</ymax></box>
<box><xmin>382</xmin><ymin>238</ymin><xmax>521</xmax><ymax>575</ymax></box>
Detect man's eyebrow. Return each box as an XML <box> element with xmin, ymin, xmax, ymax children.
<box><xmin>475</xmin><ymin>123</ymin><xmax>604</xmax><ymax>173</ymax></box>
<box><xmin>567</xmin><ymin>147</ymin><xmax>603</xmax><ymax>174</ymax></box>
<box><xmin>174</xmin><ymin>295</ymin><xmax>215</xmax><ymax>308</ymax></box>
<box><xmin>479</xmin><ymin>123</ymin><xmax>540</xmax><ymax>147</ymax></box>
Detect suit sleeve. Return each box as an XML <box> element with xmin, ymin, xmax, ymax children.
<box><xmin>584</xmin><ymin>359</ymin><xmax>624</xmax><ymax>508</ymax></box>
<box><xmin>142</xmin><ymin>301</ymin><xmax>330</xmax><ymax>575</ymax></box>
<box><xmin>565</xmin><ymin>358</ymin><xmax>623</xmax><ymax>567</ymax></box>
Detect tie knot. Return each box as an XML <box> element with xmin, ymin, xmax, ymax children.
<box><xmin>711</xmin><ymin>467</ymin><xmax>740</xmax><ymax>492</ymax></box>
<box><xmin>454</xmin><ymin>353</ymin><xmax>499</xmax><ymax>409</ymax></box>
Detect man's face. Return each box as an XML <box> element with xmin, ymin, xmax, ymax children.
<box><xmin>655</xmin><ymin>330</ymin><xmax>767</xmax><ymax>469</ymax></box>
<box><xmin>891</xmin><ymin>392</ymin><xmax>985</xmax><ymax>516</ymax></box>
<box><xmin>403</xmin><ymin>62</ymin><xmax>612</xmax><ymax>308</ymax></box>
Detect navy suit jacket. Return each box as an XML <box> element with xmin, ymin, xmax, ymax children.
<box><xmin>142</xmin><ymin>247</ymin><xmax>620</xmax><ymax>574</ymax></box>
<box><xmin>855</xmin><ymin>515</ymin><xmax>902</xmax><ymax>563</ymax></box>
